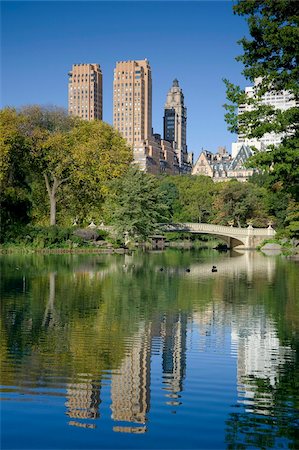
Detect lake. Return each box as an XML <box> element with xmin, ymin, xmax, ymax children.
<box><xmin>1</xmin><ymin>249</ymin><xmax>298</xmax><ymax>449</ymax></box>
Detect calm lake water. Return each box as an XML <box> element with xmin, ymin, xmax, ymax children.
<box><xmin>1</xmin><ymin>249</ymin><xmax>298</xmax><ymax>449</ymax></box>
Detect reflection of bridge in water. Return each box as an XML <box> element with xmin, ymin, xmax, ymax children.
<box><xmin>160</xmin><ymin>223</ymin><xmax>276</xmax><ymax>249</ymax></box>
<box><xmin>165</xmin><ymin>251</ymin><xmax>276</xmax><ymax>283</ymax></box>
<box><xmin>69</xmin><ymin>251</ymin><xmax>277</xmax><ymax>284</ymax></box>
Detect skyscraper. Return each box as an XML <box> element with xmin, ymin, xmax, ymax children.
<box><xmin>113</xmin><ymin>59</ymin><xmax>152</xmax><ymax>147</ymax></box>
<box><xmin>112</xmin><ymin>60</ymin><xmax>179</xmax><ymax>175</ymax></box>
<box><xmin>164</xmin><ymin>79</ymin><xmax>192</xmax><ymax>172</ymax></box>
<box><xmin>68</xmin><ymin>64</ymin><xmax>103</xmax><ymax>120</ymax></box>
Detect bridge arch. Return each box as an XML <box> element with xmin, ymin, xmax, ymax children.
<box><xmin>159</xmin><ymin>223</ymin><xmax>275</xmax><ymax>249</ymax></box>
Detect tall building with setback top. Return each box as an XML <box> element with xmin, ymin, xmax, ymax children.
<box><xmin>164</xmin><ymin>79</ymin><xmax>192</xmax><ymax>173</ymax></box>
<box><xmin>113</xmin><ymin>59</ymin><xmax>152</xmax><ymax>147</ymax></box>
<box><xmin>68</xmin><ymin>64</ymin><xmax>103</xmax><ymax>120</ymax></box>
<box><xmin>113</xmin><ymin>60</ymin><xmax>180</xmax><ymax>175</ymax></box>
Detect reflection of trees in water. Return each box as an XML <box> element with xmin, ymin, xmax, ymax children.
<box><xmin>225</xmin><ymin>288</ymin><xmax>299</xmax><ymax>449</ymax></box>
<box><xmin>225</xmin><ymin>360</ymin><xmax>299</xmax><ymax>449</ymax></box>
<box><xmin>0</xmin><ymin>251</ymin><xmax>298</xmax><ymax>442</ymax></box>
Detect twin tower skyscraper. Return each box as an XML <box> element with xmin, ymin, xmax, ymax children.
<box><xmin>68</xmin><ymin>60</ymin><xmax>193</xmax><ymax>174</ymax></box>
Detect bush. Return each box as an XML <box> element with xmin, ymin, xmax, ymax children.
<box><xmin>1</xmin><ymin>225</ymin><xmax>92</xmax><ymax>249</ymax></box>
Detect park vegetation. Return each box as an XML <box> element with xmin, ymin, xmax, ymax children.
<box><xmin>0</xmin><ymin>103</ymin><xmax>297</xmax><ymax>250</ymax></box>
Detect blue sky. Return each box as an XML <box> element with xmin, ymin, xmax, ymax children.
<box><xmin>1</xmin><ymin>1</ymin><xmax>249</xmax><ymax>159</ymax></box>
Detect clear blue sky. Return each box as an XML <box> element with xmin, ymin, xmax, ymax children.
<box><xmin>1</xmin><ymin>1</ymin><xmax>249</xmax><ymax>159</ymax></box>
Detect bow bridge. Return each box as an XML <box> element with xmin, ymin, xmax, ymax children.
<box><xmin>159</xmin><ymin>223</ymin><xmax>275</xmax><ymax>249</ymax></box>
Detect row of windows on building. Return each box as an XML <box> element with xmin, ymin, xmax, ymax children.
<box><xmin>70</xmin><ymin>73</ymin><xmax>97</xmax><ymax>78</ymax></box>
<box><xmin>114</xmin><ymin>91</ymin><xmax>143</xmax><ymax>95</ymax></box>
<box><xmin>114</xmin><ymin>109</ymin><xmax>143</xmax><ymax>114</ymax></box>
<box><xmin>70</xmin><ymin>100</ymin><xmax>99</xmax><ymax>105</ymax></box>
<box><xmin>69</xmin><ymin>95</ymin><xmax>97</xmax><ymax>99</ymax></box>
<box><xmin>115</xmin><ymin>120</ymin><xmax>143</xmax><ymax>125</ymax></box>
<box><xmin>114</xmin><ymin>102</ymin><xmax>140</xmax><ymax>108</ymax></box>
<box><xmin>114</xmin><ymin>74</ymin><xmax>140</xmax><ymax>79</ymax></box>
<box><xmin>114</xmin><ymin>96</ymin><xmax>143</xmax><ymax>102</ymax></box>
<box><xmin>114</xmin><ymin>81</ymin><xmax>142</xmax><ymax>86</ymax></box>
<box><xmin>70</xmin><ymin>106</ymin><xmax>100</xmax><ymax>111</ymax></box>
<box><xmin>113</xmin><ymin>82</ymin><xmax>144</xmax><ymax>87</ymax></box>
<box><xmin>114</xmin><ymin>87</ymin><xmax>142</xmax><ymax>93</ymax></box>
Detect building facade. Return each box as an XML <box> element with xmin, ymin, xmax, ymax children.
<box><xmin>113</xmin><ymin>60</ymin><xmax>180</xmax><ymax>175</ymax></box>
<box><xmin>192</xmin><ymin>145</ymin><xmax>256</xmax><ymax>182</ymax></box>
<box><xmin>113</xmin><ymin>60</ymin><xmax>152</xmax><ymax>148</ymax></box>
<box><xmin>232</xmin><ymin>78</ymin><xmax>297</xmax><ymax>157</ymax></box>
<box><xmin>68</xmin><ymin>64</ymin><xmax>103</xmax><ymax>120</ymax></box>
<box><xmin>164</xmin><ymin>79</ymin><xmax>193</xmax><ymax>173</ymax></box>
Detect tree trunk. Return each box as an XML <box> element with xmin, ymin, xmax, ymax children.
<box><xmin>50</xmin><ymin>194</ymin><xmax>56</xmax><ymax>226</ymax></box>
<box><xmin>44</xmin><ymin>173</ymin><xmax>58</xmax><ymax>226</ymax></box>
<box><xmin>43</xmin><ymin>173</ymin><xmax>68</xmax><ymax>226</ymax></box>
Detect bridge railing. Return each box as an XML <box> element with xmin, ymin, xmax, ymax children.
<box><xmin>160</xmin><ymin>223</ymin><xmax>275</xmax><ymax>236</ymax></box>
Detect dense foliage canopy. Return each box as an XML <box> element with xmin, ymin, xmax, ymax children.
<box><xmin>223</xmin><ymin>0</ymin><xmax>299</xmax><ymax>203</ymax></box>
<box><xmin>222</xmin><ymin>0</ymin><xmax>298</xmax><ymax>238</ymax></box>
<box><xmin>0</xmin><ymin>106</ymin><xmax>132</xmax><ymax>233</ymax></box>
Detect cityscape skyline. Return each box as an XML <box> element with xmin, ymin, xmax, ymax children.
<box><xmin>1</xmin><ymin>1</ymin><xmax>249</xmax><ymax>160</ymax></box>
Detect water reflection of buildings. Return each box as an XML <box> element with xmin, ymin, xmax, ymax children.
<box><xmin>192</xmin><ymin>302</ymin><xmax>233</xmax><ymax>353</ymax></box>
<box><xmin>62</xmin><ymin>251</ymin><xmax>286</xmax><ymax>432</ymax></box>
<box><xmin>65</xmin><ymin>377</ymin><xmax>101</xmax><ymax>428</ymax></box>
<box><xmin>110</xmin><ymin>313</ymin><xmax>188</xmax><ymax>432</ymax></box>
<box><xmin>111</xmin><ymin>322</ymin><xmax>151</xmax><ymax>433</ymax></box>
<box><xmin>231</xmin><ymin>308</ymin><xmax>294</xmax><ymax>415</ymax></box>
<box><xmin>161</xmin><ymin>313</ymin><xmax>187</xmax><ymax>406</ymax></box>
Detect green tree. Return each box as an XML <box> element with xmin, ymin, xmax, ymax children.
<box><xmin>1</xmin><ymin>106</ymin><xmax>132</xmax><ymax>228</ymax></box>
<box><xmin>165</xmin><ymin>175</ymin><xmax>216</xmax><ymax>223</ymax></box>
<box><xmin>158</xmin><ymin>178</ymin><xmax>180</xmax><ymax>220</ymax></box>
<box><xmin>106</xmin><ymin>166</ymin><xmax>169</xmax><ymax>242</ymax></box>
<box><xmin>284</xmin><ymin>200</ymin><xmax>299</xmax><ymax>239</ymax></box>
<box><xmin>68</xmin><ymin>119</ymin><xmax>133</xmax><ymax>223</ymax></box>
<box><xmin>213</xmin><ymin>180</ymin><xmax>269</xmax><ymax>227</ymax></box>
<box><xmin>183</xmin><ymin>175</ymin><xmax>215</xmax><ymax>223</ymax></box>
<box><xmin>0</xmin><ymin>108</ymin><xmax>31</xmax><ymax>233</ymax></box>
<box><xmin>223</xmin><ymin>0</ymin><xmax>299</xmax><ymax>200</ymax></box>
<box><xmin>19</xmin><ymin>106</ymin><xmax>77</xmax><ymax>226</ymax></box>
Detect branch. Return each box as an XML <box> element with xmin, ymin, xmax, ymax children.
<box><xmin>57</xmin><ymin>176</ymin><xmax>70</xmax><ymax>187</ymax></box>
<box><xmin>43</xmin><ymin>173</ymin><xmax>51</xmax><ymax>196</ymax></box>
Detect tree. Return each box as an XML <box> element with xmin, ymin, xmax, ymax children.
<box><xmin>182</xmin><ymin>175</ymin><xmax>215</xmax><ymax>223</ymax></box>
<box><xmin>68</xmin><ymin>120</ymin><xmax>133</xmax><ymax>223</ymax></box>
<box><xmin>2</xmin><ymin>106</ymin><xmax>133</xmax><ymax>227</ymax></box>
<box><xmin>158</xmin><ymin>178</ymin><xmax>179</xmax><ymax>220</ymax></box>
<box><xmin>0</xmin><ymin>108</ymin><xmax>31</xmax><ymax>232</ymax></box>
<box><xmin>213</xmin><ymin>180</ymin><xmax>269</xmax><ymax>227</ymax></box>
<box><xmin>164</xmin><ymin>175</ymin><xmax>216</xmax><ymax>223</ymax></box>
<box><xmin>248</xmin><ymin>136</ymin><xmax>299</xmax><ymax>201</ymax></box>
<box><xmin>284</xmin><ymin>200</ymin><xmax>299</xmax><ymax>239</ymax></box>
<box><xmin>20</xmin><ymin>106</ymin><xmax>77</xmax><ymax>226</ymax></box>
<box><xmin>223</xmin><ymin>0</ymin><xmax>299</xmax><ymax>200</ymax></box>
<box><xmin>106</xmin><ymin>166</ymin><xmax>169</xmax><ymax>242</ymax></box>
